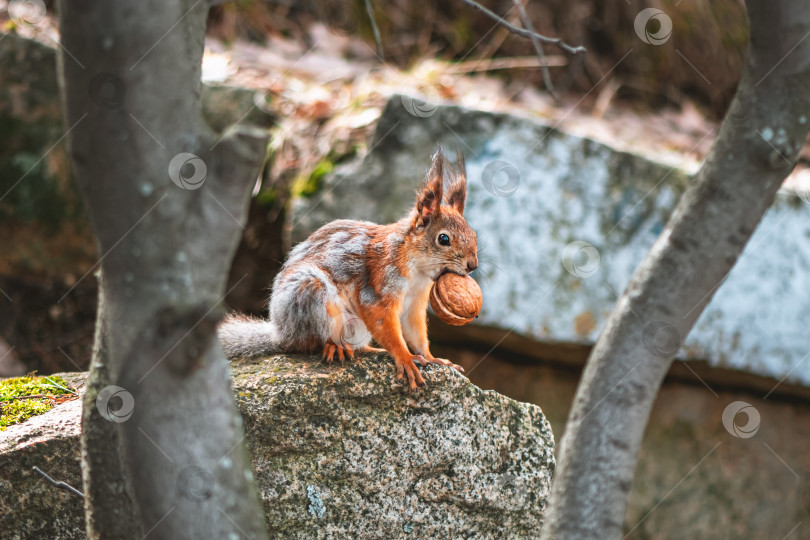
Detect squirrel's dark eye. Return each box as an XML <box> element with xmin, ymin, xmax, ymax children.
<box><xmin>438</xmin><ymin>233</ymin><xmax>451</xmax><ymax>246</ymax></box>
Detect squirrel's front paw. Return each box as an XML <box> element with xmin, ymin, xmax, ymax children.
<box><xmin>395</xmin><ymin>355</ymin><xmax>427</xmax><ymax>390</ymax></box>
<box><xmin>417</xmin><ymin>356</ymin><xmax>465</xmax><ymax>373</ymax></box>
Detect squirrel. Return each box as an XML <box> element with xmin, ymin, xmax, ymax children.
<box><xmin>217</xmin><ymin>147</ymin><xmax>478</xmax><ymax>390</ymax></box>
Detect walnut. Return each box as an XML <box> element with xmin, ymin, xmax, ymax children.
<box><xmin>429</xmin><ymin>273</ymin><xmax>483</xmax><ymax>326</ymax></box>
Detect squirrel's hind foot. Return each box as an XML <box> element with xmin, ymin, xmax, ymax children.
<box><xmin>322</xmin><ymin>341</ymin><xmax>354</xmax><ymax>364</ymax></box>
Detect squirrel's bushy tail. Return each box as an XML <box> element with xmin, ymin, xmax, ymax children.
<box><xmin>217</xmin><ymin>314</ymin><xmax>282</xmax><ymax>359</ymax></box>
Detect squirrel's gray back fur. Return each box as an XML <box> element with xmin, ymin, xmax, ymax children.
<box><xmin>218</xmin><ymin>220</ymin><xmax>381</xmax><ymax>360</ymax></box>
<box><xmin>217</xmin><ymin>314</ymin><xmax>282</xmax><ymax>359</ymax></box>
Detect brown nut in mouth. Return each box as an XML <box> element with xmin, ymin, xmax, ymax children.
<box><xmin>429</xmin><ymin>273</ymin><xmax>483</xmax><ymax>326</ymax></box>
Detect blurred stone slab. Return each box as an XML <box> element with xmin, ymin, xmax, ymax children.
<box><xmin>292</xmin><ymin>95</ymin><xmax>810</xmax><ymax>386</ymax></box>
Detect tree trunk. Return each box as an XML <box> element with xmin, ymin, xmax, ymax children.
<box><xmin>542</xmin><ymin>1</ymin><xmax>810</xmax><ymax>538</ymax></box>
<box><xmin>56</xmin><ymin>0</ymin><xmax>270</xmax><ymax>537</ymax></box>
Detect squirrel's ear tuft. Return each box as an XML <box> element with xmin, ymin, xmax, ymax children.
<box><xmin>444</xmin><ymin>149</ymin><xmax>467</xmax><ymax>214</ymax></box>
<box><xmin>415</xmin><ymin>148</ymin><xmax>444</xmax><ymax>226</ymax></box>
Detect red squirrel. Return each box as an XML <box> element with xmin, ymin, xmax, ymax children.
<box><xmin>218</xmin><ymin>148</ymin><xmax>478</xmax><ymax>390</ymax></box>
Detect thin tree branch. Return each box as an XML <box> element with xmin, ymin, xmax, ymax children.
<box><xmin>512</xmin><ymin>0</ymin><xmax>557</xmax><ymax>100</ymax></box>
<box><xmin>364</xmin><ymin>0</ymin><xmax>384</xmax><ymax>61</ymax></box>
<box><xmin>458</xmin><ymin>0</ymin><xmax>586</xmax><ymax>56</ymax></box>
<box><xmin>446</xmin><ymin>55</ymin><xmax>566</xmax><ymax>74</ymax></box>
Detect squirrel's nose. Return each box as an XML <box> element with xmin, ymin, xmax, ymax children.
<box><xmin>466</xmin><ymin>259</ymin><xmax>478</xmax><ymax>273</ymax></box>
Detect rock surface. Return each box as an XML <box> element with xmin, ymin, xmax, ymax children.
<box><xmin>293</xmin><ymin>95</ymin><xmax>810</xmax><ymax>386</ymax></box>
<box><xmin>0</xmin><ymin>354</ymin><xmax>555</xmax><ymax>539</ymax></box>
<box><xmin>0</xmin><ymin>374</ymin><xmax>85</xmax><ymax>540</ymax></box>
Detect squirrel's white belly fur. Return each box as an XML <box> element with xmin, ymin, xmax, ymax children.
<box><xmin>400</xmin><ymin>266</ymin><xmax>434</xmax><ymax>355</ymax></box>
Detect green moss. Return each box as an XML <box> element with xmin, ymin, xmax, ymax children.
<box><xmin>256</xmin><ymin>186</ymin><xmax>278</xmax><ymax>208</ymax></box>
<box><xmin>291</xmin><ymin>158</ymin><xmax>333</xmax><ymax>199</ymax></box>
<box><xmin>0</xmin><ymin>374</ymin><xmax>72</xmax><ymax>400</ymax></box>
<box><xmin>0</xmin><ymin>374</ymin><xmax>73</xmax><ymax>430</ymax></box>
<box><xmin>0</xmin><ymin>399</ymin><xmax>53</xmax><ymax>428</ymax></box>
